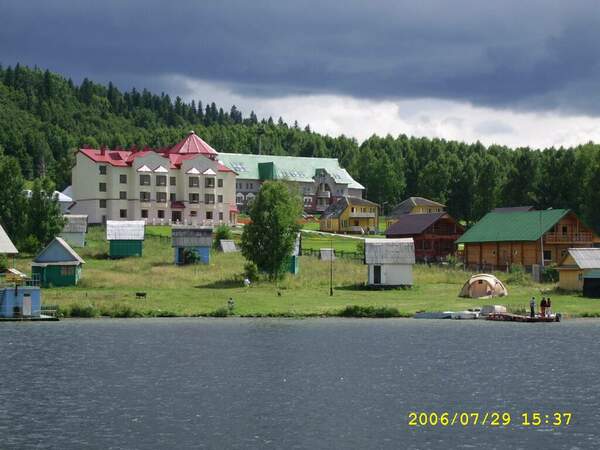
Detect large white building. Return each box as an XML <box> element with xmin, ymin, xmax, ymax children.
<box><xmin>71</xmin><ymin>132</ymin><xmax>238</xmax><ymax>225</ymax></box>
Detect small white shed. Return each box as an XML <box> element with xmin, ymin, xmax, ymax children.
<box><xmin>60</xmin><ymin>215</ymin><xmax>88</xmax><ymax>247</ymax></box>
<box><xmin>364</xmin><ymin>238</ymin><xmax>415</xmax><ymax>287</ymax></box>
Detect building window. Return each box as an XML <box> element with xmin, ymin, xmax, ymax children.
<box><xmin>351</xmin><ymin>207</ymin><xmax>355</xmax><ymax>213</ymax></box>
<box><xmin>120</xmin><ymin>174</ymin><xmax>127</xmax><ymax>184</ymax></box>
<box><xmin>170</xmin><ymin>193</ymin><xmax>176</xmax><ymax>202</ymax></box>
<box><xmin>189</xmin><ymin>193</ymin><xmax>199</xmax><ymax>203</ymax></box>
<box><xmin>190</xmin><ymin>210</ymin><xmax>197</xmax><ymax>217</ymax></box>
<box><xmin>140</xmin><ymin>174</ymin><xmax>151</xmax><ymax>186</ymax></box>
<box><xmin>219</xmin><ymin>212</ymin><xmax>223</xmax><ymax>221</ymax></box>
<box><xmin>119</xmin><ymin>191</ymin><xmax>127</xmax><ymax>200</ymax></box>
<box><xmin>206</xmin><ymin>211</ymin><xmax>213</xmax><ymax>220</ymax></box>
<box><xmin>99</xmin><ymin>182</ymin><xmax>107</xmax><ymax>192</ymax></box>
<box><xmin>157</xmin><ymin>210</ymin><xmax>165</xmax><ymax>219</ymax></box>
<box><xmin>217</xmin><ymin>178</ymin><xmax>223</xmax><ymax>188</ymax></box>
<box><xmin>140</xmin><ymin>191</ymin><xmax>151</xmax><ymax>202</ymax></box>
<box><xmin>156</xmin><ymin>192</ymin><xmax>167</xmax><ymax>203</ymax></box>
<box><xmin>120</xmin><ymin>209</ymin><xmax>127</xmax><ymax>218</ymax></box>
<box><xmin>205</xmin><ymin>194</ymin><xmax>215</xmax><ymax>204</ymax></box>
<box><xmin>99</xmin><ymin>199</ymin><xmax>107</xmax><ymax>208</ymax></box>
<box><xmin>141</xmin><ymin>209</ymin><xmax>148</xmax><ymax>218</ymax></box>
<box><xmin>217</xmin><ymin>195</ymin><xmax>223</xmax><ymax>203</ymax></box>
<box><xmin>189</xmin><ymin>176</ymin><xmax>199</xmax><ymax>188</ymax></box>
<box><xmin>170</xmin><ymin>177</ymin><xmax>176</xmax><ymax>186</ymax></box>
<box><xmin>61</xmin><ymin>266</ymin><xmax>75</xmax><ymax>276</ymax></box>
<box><xmin>156</xmin><ymin>175</ymin><xmax>167</xmax><ymax>186</ymax></box>
<box><xmin>543</xmin><ymin>250</ymin><xmax>552</xmax><ymax>261</ymax></box>
<box><xmin>205</xmin><ymin>177</ymin><xmax>215</xmax><ymax>188</ymax></box>
<box><xmin>99</xmin><ymin>165</ymin><xmax>107</xmax><ymax>175</ymax></box>
<box><xmin>236</xmin><ymin>192</ymin><xmax>244</xmax><ymax>204</ymax></box>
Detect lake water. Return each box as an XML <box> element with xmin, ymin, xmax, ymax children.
<box><xmin>1</xmin><ymin>318</ymin><xmax>599</xmax><ymax>449</ymax></box>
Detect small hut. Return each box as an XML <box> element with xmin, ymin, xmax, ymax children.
<box><xmin>459</xmin><ymin>274</ymin><xmax>507</xmax><ymax>299</ymax></box>
<box><xmin>364</xmin><ymin>238</ymin><xmax>415</xmax><ymax>287</ymax></box>
<box><xmin>172</xmin><ymin>226</ymin><xmax>213</xmax><ymax>264</ymax></box>
<box><xmin>107</xmin><ymin>221</ymin><xmax>145</xmax><ymax>258</ymax></box>
<box><xmin>31</xmin><ymin>237</ymin><xmax>85</xmax><ymax>287</ymax></box>
<box><xmin>0</xmin><ymin>224</ymin><xmax>18</xmax><ymax>256</ymax></box>
<box><xmin>60</xmin><ymin>215</ymin><xmax>88</xmax><ymax>247</ymax></box>
<box><xmin>557</xmin><ymin>248</ymin><xmax>600</xmax><ymax>296</ymax></box>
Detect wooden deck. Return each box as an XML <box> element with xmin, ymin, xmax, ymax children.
<box><xmin>486</xmin><ymin>312</ymin><xmax>560</xmax><ymax>323</ymax></box>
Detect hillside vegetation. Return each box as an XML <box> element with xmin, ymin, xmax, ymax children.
<box><xmin>1</xmin><ymin>63</ymin><xmax>600</xmax><ymax>231</ymax></box>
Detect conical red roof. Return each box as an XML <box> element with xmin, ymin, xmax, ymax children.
<box><xmin>169</xmin><ymin>131</ymin><xmax>218</xmax><ymax>156</ymax></box>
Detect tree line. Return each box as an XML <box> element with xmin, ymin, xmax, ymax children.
<box><xmin>1</xmin><ymin>63</ymin><xmax>599</xmax><ymax>233</ymax></box>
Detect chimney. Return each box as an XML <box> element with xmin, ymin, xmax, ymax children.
<box><xmin>100</xmin><ymin>146</ymin><xmax>107</xmax><ymax>156</ymax></box>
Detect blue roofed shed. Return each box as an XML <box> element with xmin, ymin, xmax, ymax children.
<box><xmin>31</xmin><ymin>237</ymin><xmax>85</xmax><ymax>287</ymax></box>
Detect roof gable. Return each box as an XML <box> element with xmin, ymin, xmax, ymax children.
<box><xmin>385</xmin><ymin>212</ymin><xmax>452</xmax><ymax>236</ymax></box>
<box><xmin>321</xmin><ymin>196</ymin><xmax>377</xmax><ymax>219</ymax></box>
<box><xmin>456</xmin><ymin>209</ymin><xmax>570</xmax><ymax>243</ymax></box>
<box><xmin>566</xmin><ymin>248</ymin><xmax>600</xmax><ymax>269</ymax></box>
<box><xmin>0</xmin><ymin>224</ymin><xmax>18</xmax><ymax>254</ymax></box>
<box><xmin>391</xmin><ymin>197</ymin><xmax>445</xmax><ymax>216</ymax></box>
<box><xmin>169</xmin><ymin>131</ymin><xmax>218</xmax><ymax>156</ymax></box>
<box><xmin>33</xmin><ymin>237</ymin><xmax>85</xmax><ymax>264</ymax></box>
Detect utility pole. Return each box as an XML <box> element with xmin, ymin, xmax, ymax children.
<box><xmin>330</xmin><ymin>234</ymin><xmax>334</xmax><ymax>296</ymax></box>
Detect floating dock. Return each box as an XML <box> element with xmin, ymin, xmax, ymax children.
<box><xmin>486</xmin><ymin>312</ymin><xmax>561</xmax><ymax>323</ymax></box>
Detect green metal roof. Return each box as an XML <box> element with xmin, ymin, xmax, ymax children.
<box><xmin>456</xmin><ymin>209</ymin><xmax>570</xmax><ymax>243</ymax></box>
<box><xmin>218</xmin><ymin>153</ymin><xmax>364</xmax><ymax>189</ymax></box>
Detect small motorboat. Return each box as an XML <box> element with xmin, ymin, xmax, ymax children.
<box><xmin>414</xmin><ymin>311</ymin><xmax>453</xmax><ymax>319</ymax></box>
<box><xmin>451</xmin><ymin>308</ymin><xmax>480</xmax><ymax>320</ymax></box>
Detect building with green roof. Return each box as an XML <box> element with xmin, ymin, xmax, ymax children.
<box><xmin>217</xmin><ymin>153</ymin><xmax>364</xmax><ymax>213</ymax></box>
<box><xmin>456</xmin><ymin>209</ymin><xmax>598</xmax><ymax>270</ymax></box>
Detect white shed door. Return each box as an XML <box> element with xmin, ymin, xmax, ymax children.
<box><xmin>22</xmin><ymin>295</ymin><xmax>32</xmax><ymax>317</ymax></box>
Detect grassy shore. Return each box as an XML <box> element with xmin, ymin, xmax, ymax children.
<box><xmin>11</xmin><ymin>226</ymin><xmax>599</xmax><ymax>318</ymax></box>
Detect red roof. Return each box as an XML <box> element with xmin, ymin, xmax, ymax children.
<box><xmin>78</xmin><ymin>131</ymin><xmax>234</xmax><ymax>172</ymax></box>
<box><xmin>168</xmin><ymin>131</ymin><xmax>218</xmax><ymax>156</ymax></box>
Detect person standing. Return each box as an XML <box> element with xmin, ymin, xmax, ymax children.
<box><xmin>540</xmin><ymin>297</ymin><xmax>547</xmax><ymax>318</ymax></box>
<box><xmin>546</xmin><ymin>297</ymin><xmax>552</xmax><ymax>317</ymax></box>
<box><xmin>530</xmin><ymin>297</ymin><xmax>536</xmax><ymax>318</ymax></box>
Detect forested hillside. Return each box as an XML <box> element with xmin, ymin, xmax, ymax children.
<box><xmin>1</xmin><ymin>63</ymin><xmax>600</xmax><ymax>230</ymax></box>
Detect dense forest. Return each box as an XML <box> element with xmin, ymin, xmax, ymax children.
<box><xmin>1</xmin><ymin>63</ymin><xmax>600</xmax><ymax>231</ymax></box>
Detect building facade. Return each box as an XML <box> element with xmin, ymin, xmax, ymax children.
<box><xmin>71</xmin><ymin>132</ymin><xmax>238</xmax><ymax>225</ymax></box>
<box><xmin>217</xmin><ymin>153</ymin><xmax>364</xmax><ymax>213</ymax></box>
<box><xmin>320</xmin><ymin>196</ymin><xmax>380</xmax><ymax>234</ymax></box>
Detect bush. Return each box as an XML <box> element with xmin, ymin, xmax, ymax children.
<box><xmin>506</xmin><ymin>264</ymin><xmax>526</xmax><ymax>284</ymax></box>
<box><xmin>21</xmin><ymin>235</ymin><xmax>41</xmax><ymax>253</ymax></box>
<box><xmin>542</xmin><ymin>266</ymin><xmax>559</xmax><ymax>283</ymax></box>
<box><xmin>67</xmin><ymin>304</ymin><xmax>99</xmax><ymax>318</ymax></box>
<box><xmin>208</xmin><ymin>307</ymin><xmax>230</xmax><ymax>317</ymax></box>
<box><xmin>213</xmin><ymin>224</ymin><xmax>232</xmax><ymax>249</ymax></box>
<box><xmin>336</xmin><ymin>305</ymin><xmax>406</xmax><ymax>318</ymax></box>
<box><xmin>244</xmin><ymin>262</ymin><xmax>259</xmax><ymax>282</ymax></box>
<box><xmin>183</xmin><ymin>248</ymin><xmax>200</xmax><ymax>264</ymax></box>
<box><xmin>0</xmin><ymin>254</ymin><xmax>7</xmax><ymax>271</ymax></box>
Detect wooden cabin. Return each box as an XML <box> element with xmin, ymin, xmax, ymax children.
<box><xmin>31</xmin><ymin>237</ymin><xmax>85</xmax><ymax>287</ymax></box>
<box><xmin>456</xmin><ymin>209</ymin><xmax>598</xmax><ymax>271</ymax></box>
<box><xmin>390</xmin><ymin>197</ymin><xmax>445</xmax><ymax>216</ymax></box>
<box><xmin>320</xmin><ymin>196</ymin><xmax>379</xmax><ymax>234</ymax></box>
<box><xmin>385</xmin><ymin>212</ymin><xmax>464</xmax><ymax>262</ymax></box>
<box><xmin>557</xmin><ymin>248</ymin><xmax>600</xmax><ymax>295</ymax></box>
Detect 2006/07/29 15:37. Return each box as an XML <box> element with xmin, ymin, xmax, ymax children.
<box><xmin>408</xmin><ymin>411</ymin><xmax>573</xmax><ymax>427</ymax></box>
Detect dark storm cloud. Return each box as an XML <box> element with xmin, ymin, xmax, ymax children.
<box><xmin>2</xmin><ymin>0</ymin><xmax>600</xmax><ymax>114</ymax></box>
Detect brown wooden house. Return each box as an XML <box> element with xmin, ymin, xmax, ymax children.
<box><xmin>385</xmin><ymin>212</ymin><xmax>464</xmax><ymax>262</ymax></box>
<box><xmin>456</xmin><ymin>209</ymin><xmax>598</xmax><ymax>270</ymax></box>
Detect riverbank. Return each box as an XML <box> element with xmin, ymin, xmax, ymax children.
<box><xmin>11</xmin><ymin>227</ymin><xmax>599</xmax><ymax>318</ymax></box>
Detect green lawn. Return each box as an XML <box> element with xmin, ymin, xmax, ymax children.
<box><xmin>11</xmin><ymin>226</ymin><xmax>599</xmax><ymax>318</ymax></box>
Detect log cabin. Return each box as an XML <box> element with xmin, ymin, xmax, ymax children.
<box><xmin>456</xmin><ymin>209</ymin><xmax>598</xmax><ymax>271</ymax></box>
<box><xmin>385</xmin><ymin>212</ymin><xmax>464</xmax><ymax>262</ymax></box>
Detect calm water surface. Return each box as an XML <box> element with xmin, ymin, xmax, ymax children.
<box><xmin>1</xmin><ymin>318</ymin><xmax>599</xmax><ymax>449</ymax></box>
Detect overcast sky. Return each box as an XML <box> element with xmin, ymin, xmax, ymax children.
<box><xmin>2</xmin><ymin>0</ymin><xmax>600</xmax><ymax>148</ymax></box>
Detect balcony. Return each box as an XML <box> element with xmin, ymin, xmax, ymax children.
<box><xmin>317</xmin><ymin>190</ymin><xmax>331</xmax><ymax>198</ymax></box>
<box><xmin>544</xmin><ymin>232</ymin><xmax>593</xmax><ymax>243</ymax></box>
<box><xmin>349</xmin><ymin>211</ymin><xmax>376</xmax><ymax>219</ymax></box>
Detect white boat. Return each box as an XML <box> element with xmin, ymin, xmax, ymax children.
<box><xmin>414</xmin><ymin>311</ymin><xmax>453</xmax><ymax>319</ymax></box>
<box><xmin>451</xmin><ymin>309</ymin><xmax>481</xmax><ymax>320</ymax></box>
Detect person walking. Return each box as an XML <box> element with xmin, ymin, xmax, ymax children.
<box><xmin>530</xmin><ymin>297</ymin><xmax>536</xmax><ymax>318</ymax></box>
<box><xmin>540</xmin><ymin>297</ymin><xmax>547</xmax><ymax>318</ymax></box>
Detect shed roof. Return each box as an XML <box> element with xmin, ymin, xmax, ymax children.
<box><xmin>218</xmin><ymin>152</ymin><xmax>364</xmax><ymax>189</ymax></box>
<box><xmin>385</xmin><ymin>212</ymin><xmax>454</xmax><ymax>236</ymax></box>
<box><xmin>566</xmin><ymin>248</ymin><xmax>600</xmax><ymax>269</ymax></box>
<box><xmin>365</xmin><ymin>238</ymin><xmax>415</xmax><ymax>264</ymax></box>
<box><xmin>456</xmin><ymin>209</ymin><xmax>570</xmax><ymax>244</ymax></box>
<box><xmin>62</xmin><ymin>215</ymin><xmax>88</xmax><ymax>233</ymax></box>
<box><xmin>391</xmin><ymin>197</ymin><xmax>445</xmax><ymax>216</ymax></box>
<box><xmin>106</xmin><ymin>221</ymin><xmax>145</xmax><ymax>240</ymax></box>
<box><xmin>32</xmin><ymin>237</ymin><xmax>85</xmax><ymax>266</ymax></box>
<box><xmin>171</xmin><ymin>225</ymin><xmax>212</xmax><ymax>247</ymax></box>
<box><xmin>321</xmin><ymin>196</ymin><xmax>379</xmax><ymax>219</ymax></box>
<box><xmin>491</xmin><ymin>206</ymin><xmax>535</xmax><ymax>213</ymax></box>
<box><xmin>0</xmin><ymin>224</ymin><xmax>18</xmax><ymax>254</ymax></box>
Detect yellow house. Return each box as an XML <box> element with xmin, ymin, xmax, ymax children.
<box><xmin>320</xmin><ymin>196</ymin><xmax>380</xmax><ymax>234</ymax></box>
<box><xmin>390</xmin><ymin>197</ymin><xmax>445</xmax><ymax>216</ymax></box>
<box><xmin>557</xmin><ymin>248</ymin><xmax>600</xmax><ymax>292</ymax></box>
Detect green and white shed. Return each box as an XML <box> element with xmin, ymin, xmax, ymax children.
<box><xmin>31</xmin><ymin>237</ymin><xmax>85</xmax><ymax>287</ymax></box>
<box><xmin>107</xmin><ymin>221</ymin><xmax>145</xmax><ymax>258</ymax></box>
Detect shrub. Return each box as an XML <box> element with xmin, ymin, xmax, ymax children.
<box><xmin>244</xmin><ymin>262</ymin><xmax>259</xmax><ymax>282</ymax></box>
<box><xmin>0</xmin><ymin>254</ymin><xmax>7</xmax><ymax>271</ymax></box>
<box><xmin>183</xmin><ymin>248</ymin><xmax>200</xmax><ymax>264</ymax></box>
<box><xmin>21</xmin><ymin>235</ymin><xmax>41</xmax><ymax>253</ymax></box>
<box><xmin>67</xmin><ymin>304</ymin><xmax>99</xmax><ymax>318</ymax></box>
<box><xmin>213</xmin><ymin>224</ymin><xmax>232</xmax><ymax>249</ymax></box>
<box><xmin>336</xmin><ymin>305</ymin><xmax>405</xmax><ymax>318</ymax></box>
<box><xmin>208</xmin><ymin>307</ymin><xmax>230</xmax><ymax>317</ymax></box>
<box><xmin>542</xmin><ymin>266</ymin><xmax>559</xmax><ymax>283</ymax></box>
<box><xmin>506</xmin><ymin>264</ymin><xmax>526</xmax><ymax>284</ymax></box>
